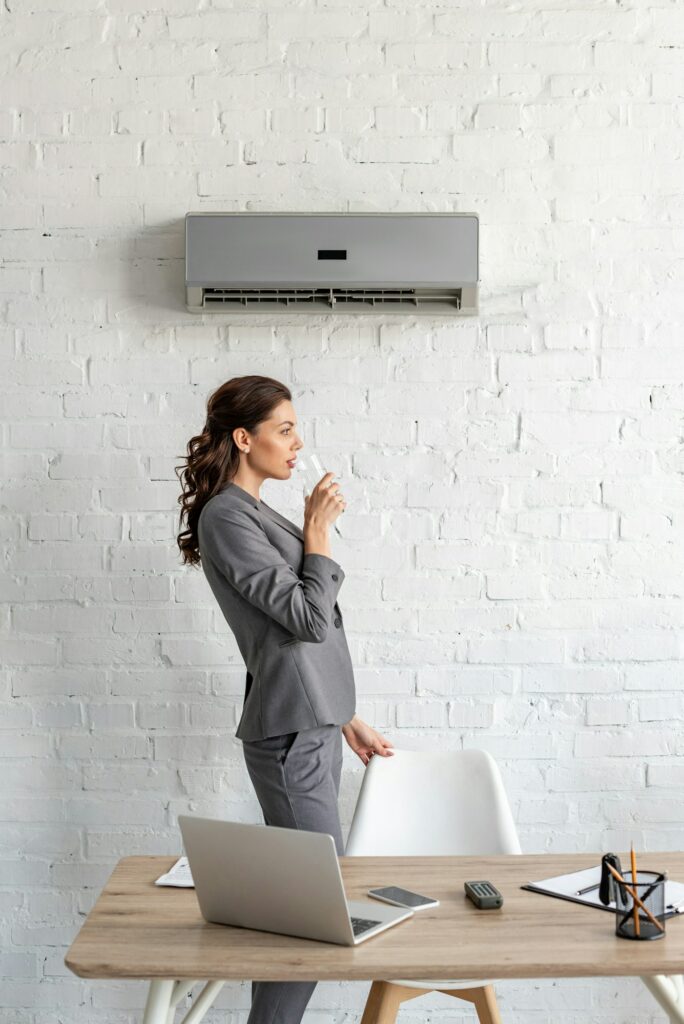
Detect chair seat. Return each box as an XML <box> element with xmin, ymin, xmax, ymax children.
<box><xmin>390</xmin><ymin>977</ymin><xmax>497</xmax><ymax>990</ymax></box>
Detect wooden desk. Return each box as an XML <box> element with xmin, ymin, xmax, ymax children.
<box><xmin>65</xmin><ymin>852</ymin><xmax>684</xmax><ymax>1024</ymax></box>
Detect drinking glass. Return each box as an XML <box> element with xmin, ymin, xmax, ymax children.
<box><xmin>295</xmin><ymin>453</ymin><xmax>343</xmax><ymax>537</ymax></box>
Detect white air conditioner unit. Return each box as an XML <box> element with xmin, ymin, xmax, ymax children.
<box><xmin>185</xmin><ymin>212</ymin><xmax>478</xmax><ymax>315</ymax></box>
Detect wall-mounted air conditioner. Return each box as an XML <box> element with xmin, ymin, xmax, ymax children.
<box><xmin>185</xmin><ymin>212</ymin><xmax>478</xmax><ymax>315</ymax></box>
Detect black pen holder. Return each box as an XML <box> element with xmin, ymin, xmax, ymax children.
<box><xmin>614</xmin><ymin>871</ymin><xmax>665</xmax><ymax>941</ymax></box>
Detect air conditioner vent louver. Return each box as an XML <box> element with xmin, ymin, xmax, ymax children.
<box><xmin>202</xmin><ymin>287</ymin><xmax>462</xmax><ymax>312</ymax></box>
<box><xmin>185</xmin><ymin>213</ymin><xmax>479</xmax><ymax>316</ymax></box>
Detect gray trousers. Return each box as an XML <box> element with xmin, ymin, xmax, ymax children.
<box><xmin>241</xmin><ymin>724</ymin><xmax>344</xmax><ymax>1024</ymax></box>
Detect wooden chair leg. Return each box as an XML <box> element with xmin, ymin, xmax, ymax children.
<box><xmin>438</xmin><ymin>984</ymin><xmax>502</xmax><ymax>1024</ymax></box>
<box><xmin>361</xmin><ymin>981</ymin><xmax>502</xmax><ymax>1024</ymax></box>
<box><xmin>471</xmin><ymin>985</ymin><xmax>502</xmax><ymax>1024</ymax></box>
<box><xmin>359</xmin><ymin>981</ymin><xmax>425</xmax><ymax>1024</ymax></box>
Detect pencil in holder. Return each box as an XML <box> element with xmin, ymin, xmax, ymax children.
<box><xmin>614</xmin><ymin>870</ymin><xmax>666</xmax><ymax>941</ymax></box>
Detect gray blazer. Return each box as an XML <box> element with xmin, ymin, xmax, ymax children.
<box><xmin>197</xmin><ymin>481</ymin><xmax>356</xmax><ymax>741</ymax></box>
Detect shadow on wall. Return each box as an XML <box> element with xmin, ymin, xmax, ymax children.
<box><xmin>111</xmin><ymin>218</ymin><xmax>186</xmax><ymax>324</ymax></box>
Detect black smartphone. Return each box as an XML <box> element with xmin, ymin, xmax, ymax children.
<box><xmin>367</xmin><ymin>885</ymin><xmax>439</xmax><ymax>910</ymax></box>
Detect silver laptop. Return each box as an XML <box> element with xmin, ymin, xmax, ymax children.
<box><xmin>178</xmin><ymin>815</ymin><xmax>414</xmax><ymax>946</ymax></box>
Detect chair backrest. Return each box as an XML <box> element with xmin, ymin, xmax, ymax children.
<box><xmin>345</xmin><ymin>748</ymin><xmax>521</xmax><ymax>856</ymax></box>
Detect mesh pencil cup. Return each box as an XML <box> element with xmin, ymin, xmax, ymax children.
<box><xmin>614</xmin><ymin>870</ymin><xmax>666</xmax><ymax>941</ymax></box>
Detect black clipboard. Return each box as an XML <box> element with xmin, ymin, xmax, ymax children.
<box><xmin>520</xmin><ymin>864</ymin><xmax>682</xmax><ymax>920</ymax></box>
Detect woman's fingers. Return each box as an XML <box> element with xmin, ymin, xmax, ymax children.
<box><xmin>306</xmin><ymin>471</ymin><xmax>345</xmax><ymax>525</ymax></box>
<box><xmin>316</xmin><ymin>471</ymin><xmax>336</xmax><ymax>491</ymax></box>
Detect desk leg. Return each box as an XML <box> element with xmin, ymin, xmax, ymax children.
<box><xmin>177</xmin><ymin>981</ymin><xmax>225</xmax><ymax>1024</ymax></box>
<box><xmin>139</xmin><ymin>979</ymin><xmax>226</xmax><ymax>1024</ymax></box>
<box><xmin>168</xmin><ymin>980</ymin><xmax>199</xmax><ymax>1024</ymax></box>
<box><xmin>641</xmin><ymin>975</ymin><xmax>684</xmax><ymax>1024</ymax></box>
<box><xmin>142</xmin><ymin>980</ymin><xmax>175</xmax><ymax>1024</ymax></box>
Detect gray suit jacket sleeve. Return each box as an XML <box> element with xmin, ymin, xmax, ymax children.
<box><xmin>200</xmin><ymin>504</ymin><xmax>345</xmax><ymax>643</ymax></box>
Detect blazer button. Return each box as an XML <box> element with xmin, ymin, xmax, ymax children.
<box><xmin>334</xmin><ymin>617</ymin><xmax>341</xmax><ymax>628</ymax></box>
<box><xmin>332</xmin><ymin>573</ymin><xmax>338</xmax><ymax>581</ymax></box>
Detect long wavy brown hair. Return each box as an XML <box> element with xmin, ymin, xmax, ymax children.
<box><xmin>175</xmin><ymin>375</ymin><xmax>292</xmax><ymax>567</ymax></box>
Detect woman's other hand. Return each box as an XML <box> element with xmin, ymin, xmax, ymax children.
<box><xmin>341</xmin><ymin>715</ymin><xmax>394</xmax><ymax>766</ymax></box>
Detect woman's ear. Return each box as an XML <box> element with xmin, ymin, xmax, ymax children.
<box><xmin>232</xmin><ymin>427</ymin><xmax>249</xmax><ymax>452</ymax></box>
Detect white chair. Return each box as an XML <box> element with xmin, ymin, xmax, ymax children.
<box><xmin>345</xmin><ymin>747</ymin><xmax>521</xmax><ymax>1024</ymax></box>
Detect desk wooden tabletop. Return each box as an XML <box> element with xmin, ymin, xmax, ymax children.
<box><xmin>64</xmin><ymin>851</ymin><xmax>684</xmax><ymax>982</ymax></box>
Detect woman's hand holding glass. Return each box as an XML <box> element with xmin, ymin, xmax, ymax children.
<box><xmin>303</xmin><ymin>471</ymin><xmax>346</xmax><ymax>532</ymax></box>
<box><xmin>297</xmin><ymin>454</ymin><xmax>344</xmax><ymax>537</ymax></box>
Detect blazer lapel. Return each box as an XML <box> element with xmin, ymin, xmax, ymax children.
<box><xmin>259</xmin><ymin>501</ymin><xmax>304</xmax><ymax>543</ymax></box>
<box><xmin>222</xmin><ymin>483</ymin><xmax>304</xmax><ymax>544</ymax></box>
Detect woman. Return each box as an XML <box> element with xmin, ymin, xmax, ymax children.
<box><xmin>177</xmin><ymin>374</ymin><xmax>394</xmax><ymax>1024</ymax></box>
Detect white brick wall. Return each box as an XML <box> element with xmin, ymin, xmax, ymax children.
<box><xmin>1</xmin><ymin>0</ymin><xmax>681</xmax><ymax>1021</ymax></box>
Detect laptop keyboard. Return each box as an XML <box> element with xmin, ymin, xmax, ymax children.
<box><xmin>351</xmin><ymin>916</ymin><xmax>382</xmax><ymax>936</ymax></box>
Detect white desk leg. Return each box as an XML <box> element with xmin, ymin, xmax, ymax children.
<box><xmin>142</xmin><ymin>980</ymin><xmax>175</xmax><ymax>1024</ymax></box>
<box><xmin>168</xmin><ymin>980</ymin><xmax>198</xmax><ymax>1024</ymax></box>
<box><xmin>178</xmin><ymin>981</ymin><xmax>225</xmax><ymax>1024</ymax></box>
<box><xmin>641</xmin><ymin>975</ymin><xmax>684</xmax><ymax>1023</ymax></box>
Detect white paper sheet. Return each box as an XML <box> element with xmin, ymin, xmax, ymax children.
<box><xmin>154</xmin><ymin>856</ymin><xmax>195</xmax><ymax>888</ymax></box>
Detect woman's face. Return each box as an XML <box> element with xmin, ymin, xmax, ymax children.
<box><xmin>238</xmin><ymin>399</ymin><xmax>303</xmax><ymax>481</ymax></box>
